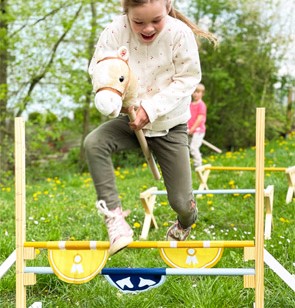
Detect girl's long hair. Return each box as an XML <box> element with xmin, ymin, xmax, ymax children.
<box><xmin>121</xmin><ymin>0</ymin><xmax>218</xmax><ymax>46</ymax></box>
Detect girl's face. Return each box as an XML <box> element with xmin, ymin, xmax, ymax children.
<box><xmin>192</xmin><ymin>88</ymin><xmax>204</xmax><ymax>101</ymax></box>
<box><xmin>128</xmin><ymin>1</ymin><xmax>168</xmax><ymax>44</ymax></box>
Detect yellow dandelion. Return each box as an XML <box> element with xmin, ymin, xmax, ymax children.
<box><xmin>243</xmin><ymin>194</ymin><xmax>252</xmax><ymax>199</ymax></box>
<box><xmin>228</xmin><ymin>180</ymin><xmax>235</xmax><ymax>186</ymax></box>
<box><xmin>142</xmin><ymin>163</ymin><xmax>147</xmax><ymax>168</ymax></box>
<box><xmin>133</xmin><ymin>222</ymin><xmax>141</xmax><ymax>228</ymax></box>
<box><xmin>160</xmin><ymin>201</ymin><xmax>168</xmax><ymax>206</ymax></box>
<box><xmin>163</xmin><ymin>222</ymin><xmax>169</xmax><ymax>227</ymax></box>
<box><xmin>233</xmin><ymin>193</ymin><xmax>240</xmax><ymax>197</ymax></box>
<box><xmin>206</xmin><ymin>194</ymin><xmax>213</xmax><ymax>198</ymax></box>
<box><xmin>279</xmin><ymin>217</ymin><xmax>290</xmax><ymax>223</ymax></box>
<box><xmin>35</xmin><ymin>249</ymin><xmax>41</xmax><ymax>256</ymax></box>
<box><xmin>191</xmin><ymin>223</ymin><xmax>197</xmax><ymax>229</ymax></box>
<box><xmin>44</xmin><ymin>191</ymin><xmax>49</xmax><ymax>195</ymax></box>
<box><xmin>207</xmin><ymin>200</ymin><xmax>213</xmax><ymax>206</ymax></box>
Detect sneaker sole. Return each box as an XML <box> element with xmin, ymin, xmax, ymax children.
<box><xmin>108</xmin><ymin>236</ymin><xmax>133</xmax><ymax>256</ymax></box>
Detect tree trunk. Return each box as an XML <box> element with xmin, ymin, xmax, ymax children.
<box><xmin>0</xmin><ymin>0</ymin><xmax>11</xmax><ymax>179</ymax></box>
<box><xmin>78</xmin><ymin>1</ymin><xmax>98</xmax><ymax>170</ymax></box>
<box><xmin>286</xmin><ymin>87</ymin><xmax>294</xmax><ymax>134</ymax></box>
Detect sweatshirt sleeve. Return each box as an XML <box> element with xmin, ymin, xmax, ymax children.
<box><xmin>141</xmin><ymin>28</ymin><xmax>201</xmax><ymax>123</ymax></box>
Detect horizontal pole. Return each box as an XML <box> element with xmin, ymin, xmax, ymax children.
<box><xmin>25</xmin><ymin>267</ymin><xmax>255</xmax><ymax>276</ymax></box>
<box><xmin>205</xmin><ymin>166</ymin><xmax>286</xmax><ymax>172</ymax></box>
<box><xmin>24</xmin><ymin>240</ymin><xmax>255</xmax><ymax>250</ymax></box>
<box><xmin>152</xmin><ymin>189</ymin><xmax>256</xmax><ymax>195</ymax></box>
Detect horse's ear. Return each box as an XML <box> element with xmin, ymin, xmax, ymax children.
<box><xmin>118</xmin><ymin>46</ymin><xmax>129</xmax><ymax>61</ymax></box>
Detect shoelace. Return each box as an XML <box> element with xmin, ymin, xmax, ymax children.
<box><xmin>96</xmin><ymin>200</ymin><xmax>131</xmax><ymax>217</ymax></box>
<box><xmin>96</xmin><ymin>200</ymin><xmax>131</xmax><ymax>241</ymax></box>
<box><xmin>96</xmin><ymin>200</ymin><xmax>116</xmax><ymax>218</ymax></box>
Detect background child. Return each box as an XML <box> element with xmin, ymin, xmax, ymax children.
<box><xmin>187</xmin><ymin>84</ymin><xmax>207</xmax><ymax>168</ymax></box>
<box><xmin>85</xmin><ymin>0</ymin><xmax>216</xmax><ymax>256</ymax></box>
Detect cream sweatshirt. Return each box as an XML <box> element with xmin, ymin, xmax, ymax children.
<box><xmin>89</xmin><ymin>15</ymin><xmax>201</xmax><ymax>134</ymax></box>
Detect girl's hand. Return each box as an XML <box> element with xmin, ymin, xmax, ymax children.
<box><xmin>128</xmin><ymin>105</ymin><xmax>150</xmax><ymax>131</ymax></box>
<box><xmin>120</xmin><ymin>106</ymin><xmax>131</xmax><ymax>114</ymax></box>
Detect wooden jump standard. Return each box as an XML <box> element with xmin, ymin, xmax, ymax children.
<box><xmin>195</xmin><ymin>164</ymin><xmax>295</xmax><ymax>204</ymax></box>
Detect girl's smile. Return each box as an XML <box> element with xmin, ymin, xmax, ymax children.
<box><xmin>128</xmin><ymin>1</ymin><xmax>167</xmax><ymax>43</ymax></box>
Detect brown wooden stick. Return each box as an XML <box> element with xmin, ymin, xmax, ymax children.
<box><xmin>128</xmin><ymin>109</ymin><xmax>161</xmax><ymax>180</ymax></box>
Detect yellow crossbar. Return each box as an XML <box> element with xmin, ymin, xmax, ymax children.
<box><xmin>24</xmin><ymin>240</ymin><xmax>255</xmax><ymax>250</ymax></box>
<box><xmin>206</xmin><ymin>166</ymin><xmax>286</xmax><ymax>172</ymax></box>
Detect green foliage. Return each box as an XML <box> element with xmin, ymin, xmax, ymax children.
<box><xmin>191</xmin><ymin>0</ymin><xmax>291</xmax><ymax>149</ymax></box>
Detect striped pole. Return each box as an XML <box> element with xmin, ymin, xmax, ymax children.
<box><xmin>152</xmin><ymin>189</ymin><xmax>256</xmax><ymax>195</ymax></box>
<box><xmin>24</xmin><ymin>240</ymin><xmax>255</xmax><ymax>250</ymax></box>
<box><xmin>24</xmin><ymin>267</ymin><xmax>255</xmax><ymax>276</ymax></box>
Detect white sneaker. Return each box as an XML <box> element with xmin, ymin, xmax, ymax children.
<box><xmin>96</xmin><ymin>200</ymin><xmax>133</xmax><ymax>256</ymax></box>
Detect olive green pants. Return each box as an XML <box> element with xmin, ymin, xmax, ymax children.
<box><xmin>84</xmin><ymin>115</ymin><xmax>197</xmax><ymax>228</ymax></box>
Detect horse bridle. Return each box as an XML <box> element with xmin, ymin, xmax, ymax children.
<box><xmin>95</xmin><ymin>56</ymin><xmax>131</xmax><ymax>98</ymax></box>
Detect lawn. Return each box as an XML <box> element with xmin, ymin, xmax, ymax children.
<box><xmin>0</xmin><ymin>132</ymin><xmax>294</xmax><ymax>308</ymax></box>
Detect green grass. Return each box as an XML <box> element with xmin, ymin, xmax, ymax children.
<box><xmin>0</xmin><ymin>133</ymin><xmax>295</xmax><ymax>307</ymax></box>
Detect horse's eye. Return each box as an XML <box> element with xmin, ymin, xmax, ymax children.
<box><xmin>119</xmin><ymin>76</ymin><xmax>124</xmax><ymax>82</ymax></box>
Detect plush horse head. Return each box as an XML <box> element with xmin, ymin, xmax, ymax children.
<box><xmin>92</xmin><ymin>46</ymin><xmax>139</xmax><ymax>118</ymax></box>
